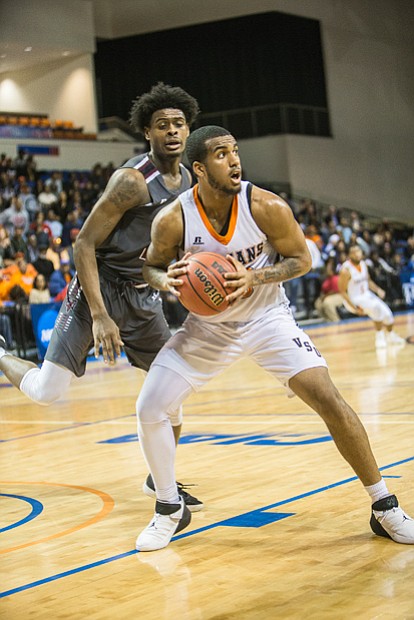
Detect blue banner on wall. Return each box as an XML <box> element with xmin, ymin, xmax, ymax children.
<box><xmin>29</xmin><ymin>302</ymin><xmax>61</xmax><ymax>361</ymax></box>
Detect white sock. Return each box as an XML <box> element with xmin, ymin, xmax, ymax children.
<box><xmin>365</xmin><ymin>479</ymin><xmax>391</xmax><ymax>505</ymax></box>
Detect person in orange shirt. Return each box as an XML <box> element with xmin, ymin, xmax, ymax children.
<box><xmin>1</xmin><ymin>254</ymin><xmax>38</xmax><ymax>301</ymax></box>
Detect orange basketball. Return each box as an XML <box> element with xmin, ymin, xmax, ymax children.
<box><xmin>179</xmin><ymin>252</ymin><xmax>236</xmax><ymax>316</ymax></box>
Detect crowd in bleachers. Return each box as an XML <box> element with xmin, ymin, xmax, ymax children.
<box><xmin>0</xmin><ymin>148</ymin><xmax>413</xmax><ymax>352</ymax></box>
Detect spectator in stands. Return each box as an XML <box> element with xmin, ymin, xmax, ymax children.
<box><xmin>10</xmin><ymin>226</ymin><xmax>29</xmax><ymax>260</ymax></box>
<box><xmin>0</xmin><ymin>195</ymin><xmax>30</xmax><ymax>235</ymax></box>
<box><xmin>25</xmin><ymin>154</ymin><xmax>37</xmax><ymax>184</ymax></box>
<box><xmin>46</xmin><ymin>237</ymin><xmax>70</xmax><ymax>271</ymax></box>
<box><xmin>367</xmin><ymin>249</ymin><xmax>405</xmax><ymax>309</ymax></box>
<box><xmin>26</xmin><ymin>232</ymin><xmax>39</xmax><ymax>264</ymax></box>
<box><xmin>61</xmin><ymin>208</ymin><xmax>83</xmax><ymax>248</ymax></box>
<box><xmin>66</xmin><ymin>228</ymin><xmax>80</xmax><ymax>270</ymax></box>
<box><xmin>44</xmin><ymin>171</ymin><xmax>63</xmax><ymax>196</ymax></box>
<box><xmin>356</xmin><ymin>229</ymin><xmax>372</xmax><ymax>257</ymax></box>
<box><xmin>13</xmin><ymin>148</ymin><xmax>28</xmax><ymax>179</ymax></box>
<box><xmin>32</xmin><ymin>244</ymin><xmax>55</xmax><ymax>282</ymax></box>
<box><xmin>18</xmin><ymin>182</ymin><xmax>39</xmax><ymax>221</ymax></box>
<box><xmin>350</xmin><ymin>210</ymin><xmax>363</xmax><ymax>233</ymax></box>
<box><xmin>29</xmin><ymin>273</ymin><xmax>51</xmax><ymax>304</ymax></box>
<box><xmin>0</xmin><ymin>224</ymin><xmax>14</xmax><ymax>266</ymax></box>
<box><xmin>337</xmin><ymin>216</ymin><xmax>353</xmax><ymax>245</ymax></box>
<box><xmin>48</xmin><ymin>257</ymin><xmax>74</xmax><ymax>297</ymax></box>
<box><xmin>37</xmin><ymin>182</ymin><xmax>58</xmax><ymax>211</ymax></box>
<box><xmin>45</xmin><ymin>208</ymin><xmax>63</xmax><ymax>239</ymax></box>
<box><xmin>314</xmin><ymin>257</ymin><xmax>344</xmax><ymax>322</ymax></box>
<box><xmin>324</xmin><ymin>204</ymin><xmax>340</xmax><ymax>228</ymax></box>
<box><xmin>30</xmin><ymin>211</ymin><xmax>53</xmax><ymax>245</ymax></box>
<box><xmin>0</xmin><ymin>254</ymin><xmax>37</xmax><ymax>302</ymax></box>
<box><xmin>54</xmin><ymin>190</ymin><xmax>70</xmax><ymax>224</ymax></box>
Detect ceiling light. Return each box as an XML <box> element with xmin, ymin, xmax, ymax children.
<box><xmin>24</xmin><ymin>46</ymin><xmax>32</xmax><ymax>52</ymax></box>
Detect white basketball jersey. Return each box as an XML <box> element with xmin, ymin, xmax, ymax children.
<box><xmin>342</xmin><ymin>259</ymin><xmax>369</xmax><ymax>299</ymax></box>
<box><xmin>179</xmin><ymin>181</ymin><xmax>289</xmax><ymax>322</ymax></box>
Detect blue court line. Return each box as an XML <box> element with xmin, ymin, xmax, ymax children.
<box><xmin>3</xmin><ymin>409</ymin><xmax>414</xmax><ymax>444</ymax></box>
<box><xmin>0</xmin><ymin>493</ymin><xmax>43</xmax><ymax>533</ymax></box>
<box><xmin>1</xmin><ymin>454</ymin><xmax>413</xmax><ymax>600</ymax></box>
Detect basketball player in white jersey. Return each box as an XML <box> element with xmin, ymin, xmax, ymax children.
<box><xmin>338</xmin><ymin>244</ymin><xmax>405</xmax><ymax>348</ymax></box>
<box><xmin>134</xmin><ymin>125</ymin><xmax>414</xmax><ymax>551</ymax></box>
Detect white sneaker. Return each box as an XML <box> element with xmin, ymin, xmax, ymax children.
<box><xmin>386</xmin><ymin>331</ymin><xmax>406</xmax><ymax>346</ymax></box>
<box><xmin>370</xmin><ymin>495</ymin><xmax>414</xmax><ymax>544</ymax></box>
<box><xmin>136</xmin><ymin>498</ymin><xmax>191</xmax><ymax>552</ymax></box>
<box><xmin>375</xmin><ymin>331</ymin><xmax>387</xmax><ymax>348</ymax></box>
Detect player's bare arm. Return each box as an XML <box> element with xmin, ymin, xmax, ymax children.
<box><xmin>74</xmin><ymin>167</ymin><xmax>150</xmax><ymax>363</ymax></box>
<box><xmin>143</xmin><ymin>200</ymin><xmax>187</xmax><ymax>295</ymax></box>
<box><xmin>224</xmin><ymin>188</ymin><xmax>312</xmax><ymax>301</ymax></box>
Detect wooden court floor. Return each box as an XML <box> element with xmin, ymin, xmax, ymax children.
<box><xmin>1</xmin><ymin>312</ymin><xmax>414</xmax><ymax>619</ymax></box>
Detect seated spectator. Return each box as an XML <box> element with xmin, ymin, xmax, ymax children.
<box><xmin>10</xmin><ymin>254</ymin><xmax>38</xmax><ymax>299</ymax></box>
<box><xmin>26</xmin><ymin>232</ymin><xmax>39</xmax><ymax>264</ymax></box>
<box><xmin>0</xmin><ymin>195</ymin><xmax>30</xmax><ymax>236</ymax></box>
<box><xmin>10</xmin><ymin>226</ymin><xmax>29</xmax><ymax>261</ymax></box>
<box><xmin>61</xmin><ymin>208</ymin><xmax>83</xmax><ymax>248</ymax></box>
<box><xmin>46</xmin><ymin>237</ymin><xmax>70</xmax><ymax>271</ymax></box>
<box><xmin>314</xmin><ymin>258</ymin><xmax>344</xmax><ymax>322</ymax></box>
<box><xmin>0</xmin><ymin>224</ymin><xmax>14</xmax><ymax>267</ymax></box>
<box><xmin>37</xmin><ymin>183</ymin><xmax>58</xmax><ymax>211</ymax></box>
<box><xmin>33</xmin><ymin>245</ymin><xmax>55</xmax><ymax>282</ymax></box>
<box><xmin>356</xmin><ymin>229</ymin><xmax>372</xmax><ymax>257</ymax></box>
<box><xmin>18</xmin><ymin>182</ymin><xmax>39</xmax><ymax>222</ymax></box>
<box><xmin>30</xmin><ymin>211</ymin><xmax>53</xmax><ymax>247</ymax></box>
<box><xmin>45</xmin><ymin>208</ymin><xmax>63</xmax><ymax>239</ymax></box>
<box><xmin>66</xmin><ymin>227</ymin><xmax>80</xmax><ymax>270</ymax></box>
<box><xmin>366</xmin><ymin>250</ymin><xmax>404</xmax><ymax>309</ymax></box>
<box><xmin>337</xmin><ymin>216</ymin><xmax>353</xmax><ymax>245</ymax></box>
<box><xmin>48</xmin><ymin>258</ymin><xmax>74</xmax><ymax>297</ymax></box>
<box><xmin>29</xmin><ymin>274</ymin><xmax>51</xmax><ymax>304</ymax></box>
<box><xmin>0</xmin><ymin>255</ymin><xmax>37</xmax><ymax>301</ymax></box>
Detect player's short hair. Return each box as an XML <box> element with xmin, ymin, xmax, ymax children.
<box><xmin>129</xmin><ymin>82</ymin><xmax>200</xmax><ymax>134</ymax></box>
<box><xmin>185</xmin><ymin>125</ymin><xmax>232</xmax><ymax>167</ymax></box>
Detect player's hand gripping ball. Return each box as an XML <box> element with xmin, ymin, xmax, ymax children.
<box><xmin>179</xmin><ymin>252</ymin><xmax>236</xmax><ymax>316</ymax></box>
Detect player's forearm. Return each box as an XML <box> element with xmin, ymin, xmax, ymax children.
<box><xmin>73</xmin><ymin>239</ymin><xmax>107</xmax><ymax>317</ymax></box>
<box><xmin>142</xmin><ymin>263</ymin><xmax>170</xmax><ymax>291</ymax></box>
<box><xmin>250</xmin><ymin>256</ymin><xmax>310</xmax><ymax>286</ymax></box>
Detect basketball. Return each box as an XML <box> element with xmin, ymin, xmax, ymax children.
<box><xmin>179</xmin><ymin>252</ymin><xmax>236</xmax><ymax>316</ymax></box>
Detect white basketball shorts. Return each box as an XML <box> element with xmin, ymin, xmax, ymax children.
<box><xmin>153</xmin><ymin>305</ymin><xmax>327</xmax><ymax>397</ymax></box>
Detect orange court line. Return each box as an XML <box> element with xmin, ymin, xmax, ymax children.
<box><xmin>0</xmin><ymin>481</ymin><xmax>115</xmax><ymax>554</ymax></box>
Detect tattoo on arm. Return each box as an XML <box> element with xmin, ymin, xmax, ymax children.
<box><xmin>251</xmin><ymin>258</ymin><xmax>307</xmax><ymax>285</ymax></box>
<box><xmin>106</xmin><ymin>173</ymin><xmax>141</xmax><ymax>209</ymax></box>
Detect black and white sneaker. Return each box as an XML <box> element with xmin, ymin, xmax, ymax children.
<box><xmin>370</xmin><ymin>495</ymin><xmax>414</xmax><ymax>544</ymax></box>
<box><xmin>143</xmin><ymin>474</ymin><xmax>204</xmax><ymax>512</ymax></box>
<box><xmin>135</xmin><ymin>498</ymin><xmax>191</xmax><ymax>552</ymax></box>
<box><xmin>0</xmin><ymin>334</ymin><xmax>7</xmax><ymax>350</ymax></box>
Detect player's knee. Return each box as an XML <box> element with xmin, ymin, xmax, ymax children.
<box><xmin>136</xmin><ymin>392</ymin><xmax>168</xmax><ymax>425</ymax></box>
<box><xmin>20</xmin><ymin>368</ymin><xmax>62</xmax><ymax>405</ymax></box>
<box><xmin>19</xmin><ymin>362</ymin><xmax>72</xmax><ymax>406</ymax></box>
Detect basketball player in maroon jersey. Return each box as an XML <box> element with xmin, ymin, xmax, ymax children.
<box><xmin>134</xmin><ymin>125</ymin><xmax>414</xmax><ymax>551</ymax></box>
<box><xmin>0</xmin><ymin>83</ymin><xmax>203</xmax><ymax>511</ymax></box>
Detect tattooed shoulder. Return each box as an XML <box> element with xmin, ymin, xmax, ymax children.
<box><xmin>106</xmin><ymin>169</ymin><xmax>149</xmax><ymax>209</ymax></box>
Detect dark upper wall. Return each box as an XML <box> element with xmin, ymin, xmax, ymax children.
<box><xmin>94</xmin><ymin>11</ymin><xmax>327</xmax><ymax>125</ymax></box>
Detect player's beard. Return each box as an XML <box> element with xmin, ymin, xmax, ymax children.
<box><xmin>206</xmin><ymin>170</ymin><xmax>241</xmax><ymax>196</ymax></box>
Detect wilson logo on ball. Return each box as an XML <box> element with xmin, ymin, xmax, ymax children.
<box><xmin>193</xmin><ymin>267</ymin><xmax>226</xmax><ymax>307</ymax></box>
<box><xmin>179</xmin><ymin>252</ymin><xmax>237</xmax><ymax>316</ymax></box>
